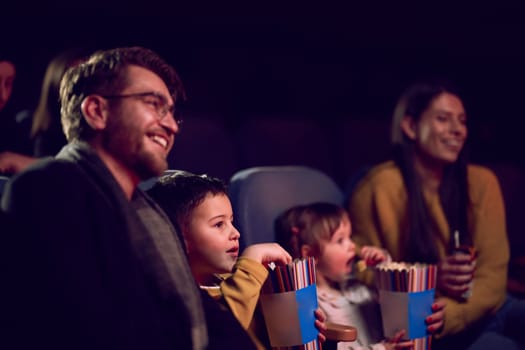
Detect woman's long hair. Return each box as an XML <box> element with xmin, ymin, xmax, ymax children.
<box><xmin>391</xmin><ymin>80</ymin><xmax>470</xmax><ymax>263</ymax></box>
<box><xmin>30</xmin><ymin>48</ymin><xmax>89</xmax><ymax>156</ymax></box>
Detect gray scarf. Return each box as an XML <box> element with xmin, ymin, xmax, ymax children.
<box><xmin>132</xmin><ymin>191</ymin><xmax>208</xmax><ymax>350</ymax></box>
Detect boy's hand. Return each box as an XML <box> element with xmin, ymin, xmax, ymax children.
<box><xmin>314</xmin><ymin>308</ymin><xmax>327</xmax><ymax>343</ymax></box>
<box><xmin>242</xmin><ymin>243</ymin><xmax>292</xmax><ymax>266</ymax></box>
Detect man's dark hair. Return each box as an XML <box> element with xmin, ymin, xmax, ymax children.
<box><xmin>59</xmin><ymin>46</ymin><xmax>184</xmax><ymax>142</ymax></box>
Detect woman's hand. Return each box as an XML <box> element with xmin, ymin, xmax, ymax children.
<box><xmin>437</xmin><ymin>253</ymin><xmax>475</xmax><ymax>299</ymax></box>
<box><xmin>426</xmin><ymin>298</ymin><xmax>446</xmax><ymax>334</ymax></box>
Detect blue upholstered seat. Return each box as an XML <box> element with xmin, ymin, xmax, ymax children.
<box><xmin>228</xmin><ymin>165</ymin><xmax>343</xmax><ymax>250</ymax></box>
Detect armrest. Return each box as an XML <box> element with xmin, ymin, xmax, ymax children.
<box><xmin>325</xmin><ymin>322</ymin><xmax>357</xmax><ymax>342</ymax></box>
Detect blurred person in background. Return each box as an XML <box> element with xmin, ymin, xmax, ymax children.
<box><xmin>0</xmin><ymin>48</ymin><xmax>89</xmax><ymax>175</ymax></box>
<box><xmin>0</xmin><ymin>54</ymin><xmax>32</xmax><ymax>170</ymax></box>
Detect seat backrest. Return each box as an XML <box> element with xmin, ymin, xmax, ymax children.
<box><xmin>229</xmin><ymin>166</ymin><xmax>343</xmax><ymax>249</ymax></box>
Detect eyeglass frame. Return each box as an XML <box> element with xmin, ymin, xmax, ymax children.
<box><xmin>100</xmin><ymin>91</ymin><xmax>183</xmax><ymax>125</ymax></box>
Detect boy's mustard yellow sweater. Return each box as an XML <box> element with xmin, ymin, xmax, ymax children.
<box><xmin>204</xmin><ymin>257</ymin><xmax>270</xmax><ymax>349</ymax></box>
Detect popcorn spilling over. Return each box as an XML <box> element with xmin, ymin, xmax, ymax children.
<box><xmin>374</xmin><ymin>261</ymin><xmax>437</xmax><ymax>292</ymax></box>
<box><xmin>356</xmin><ymin>259</ymin><xmax>367</xmax><ymax>273</ymax></box>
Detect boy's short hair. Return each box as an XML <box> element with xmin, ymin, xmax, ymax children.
<box><xmin>147</xmin><ymin>170</ymin><xmax>227</xmax><ymax>234</ymax></box>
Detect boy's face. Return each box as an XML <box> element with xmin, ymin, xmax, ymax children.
<box><xmin>183</xmin><ymin>193</ymin><xmax>241</xmax><ymax>284</ymax></box>
<box><xmin>316</xmin><ymin>215</ymin><xmax>356</xmax><ymax>283</ymax></box>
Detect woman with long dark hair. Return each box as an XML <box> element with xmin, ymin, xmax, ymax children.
<box><xmin>348</xmin><ymin>80</ymin><xmax>524</xmax><ymax>349</ymax></box>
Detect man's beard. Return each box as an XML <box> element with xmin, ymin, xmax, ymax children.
<box><xmin>133</xmin><ymin>148</ymin><xmax>168</xmax><ymax>180</ymax></box>
<box><xmin>103</xmin><ymin>120</ymin><xmax>168</xmax><ymax>181</ymax></box>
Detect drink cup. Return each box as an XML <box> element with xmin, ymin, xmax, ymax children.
<box><xmin>452</xmin><ymin>245</ymin><xmax>476</xmax><ymax>299</ymax></box>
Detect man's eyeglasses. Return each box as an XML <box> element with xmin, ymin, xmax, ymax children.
<box><xmin>101</xmin><ymin>91</ymin><xmax>183</xmax><ymax>125</ymax></box>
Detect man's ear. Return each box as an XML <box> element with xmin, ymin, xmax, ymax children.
<box><xmin>400</xmin><ymin>115</ymin><xmax>417</xmax><ymax>140</ymax></box>
<box><xmin>81</xmin><ymin>95</ymin><xmax>109</xmax><ymax>131</ymax></box>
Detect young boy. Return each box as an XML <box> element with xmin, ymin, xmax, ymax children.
<box><xmin>147</xmin><ymin>170</ymin><xmax>326</xmax><ymax>349</ymax></box>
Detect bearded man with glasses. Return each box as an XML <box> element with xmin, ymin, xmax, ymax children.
<box><xmin>0</xmin><ymin>46</ymin><xmax>255</xmax><ymax>350</ymax></box>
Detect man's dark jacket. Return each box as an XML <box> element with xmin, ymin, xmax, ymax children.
<box><xmin>0</xmin><ymin>142</ymin><xmax>255</xmax><ymax>350</ymax></box>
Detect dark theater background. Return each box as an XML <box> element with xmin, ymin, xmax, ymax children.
<box><xmin>4</xmin><ymin>0</ymin><xmax>525</xmax><ymax>295</ymax></box>
<box><xmin>5</xmin><ymin>1</ymin><xmax>525</xmax><ymax>179</ymax></box>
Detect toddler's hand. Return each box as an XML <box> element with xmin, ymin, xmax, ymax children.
<box><xmin>360</xmin><ymin>245</ymin><xmax>389</xmax><ymax>266</ymax></box>
<box><xmin>384</xmin><ymin>330</ymin><xmax>413</xmax><ymax>349</ymax></box>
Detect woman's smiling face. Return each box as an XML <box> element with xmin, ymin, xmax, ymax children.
<box><xmin>408</xmin><ymin>92</ymin><xmax>467</xmax><ymax>165</ymax></box>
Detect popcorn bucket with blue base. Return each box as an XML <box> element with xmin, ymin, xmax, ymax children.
<box><xmin>379</xmin><ymin>289</ymin><xmax>435</xmax><ymax>348</ymax></box>
<box><xmin>260</xmin><ymin>284</ymin><xmax>319</xmax><ymax>348</ymax></box>
<box><xmin>260</xmin><ymin>258</ymin><xmax>320</xmax><ymax>350</ymax></box>
<box><xmin>375</xmin><ymin>262</ymin><xmax>437</xmax><ymax>350</ymax></box>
